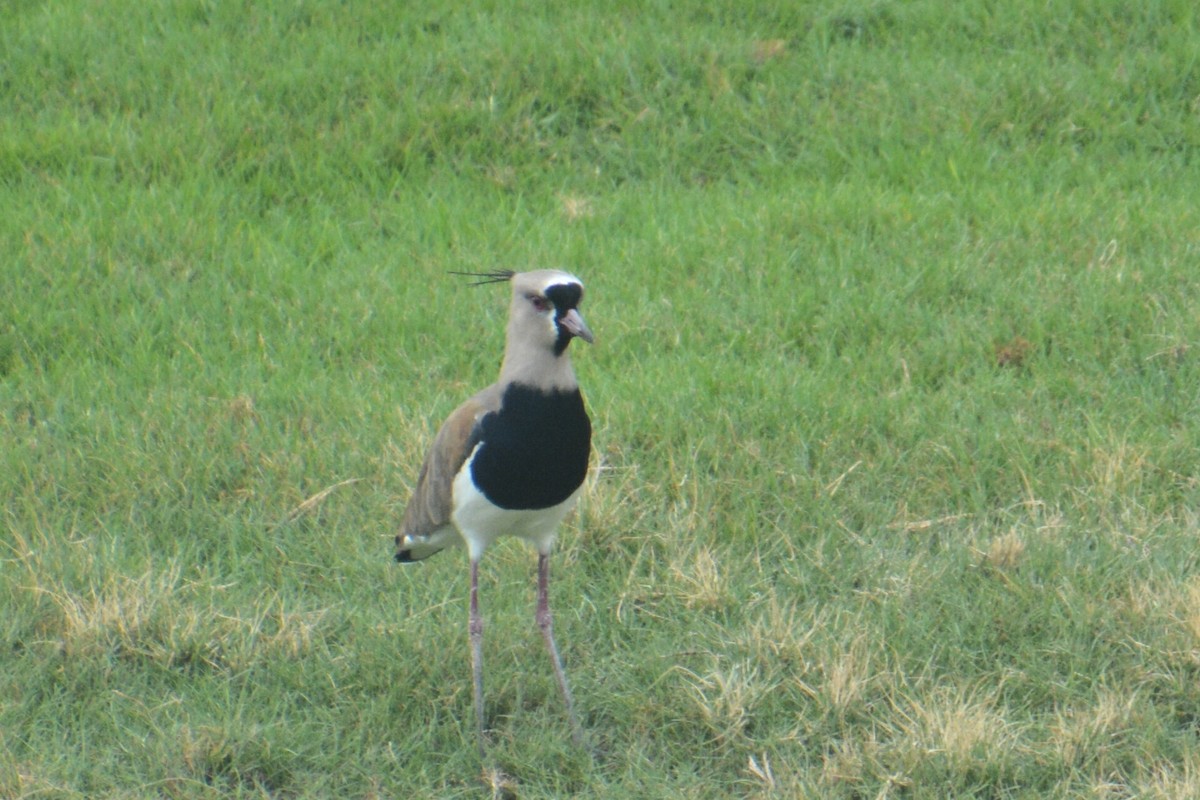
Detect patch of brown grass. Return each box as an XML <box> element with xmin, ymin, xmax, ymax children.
<box><xmin>888</xmin><ymin>683</ymin><xmax>1022</xmax><ymax>773</ymax></box>
<box><xmin>677</xmin><ymin>659</ymin><xmax>776</xmax><ymax>749</ymax></box>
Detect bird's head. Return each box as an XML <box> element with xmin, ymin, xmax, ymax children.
<box><xmin>513</xmin><ymin>270</ymin><xmax>593</xmax><ymax>356</ymax></box>
<box><xmin>456</xmin><ymin>269</ymin><xmax>594</xmax><ymax>357</ymax></box>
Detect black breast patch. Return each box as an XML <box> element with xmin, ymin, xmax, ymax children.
<box><xmin>469</xmin><ymin>383</ymin><xmax>591</xmax><ymax>510</ymax></box>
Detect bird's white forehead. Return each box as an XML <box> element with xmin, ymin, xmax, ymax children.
<box><xmin>515</xmin><ymin>269</ymin><xmax>584</xmax><ymax>293</ymax></box>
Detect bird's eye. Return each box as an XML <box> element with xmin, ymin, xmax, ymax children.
<box><xmin>529</xmin><ymin>295</ymin><xmax>550</xmax><ymax>312</ymax></box>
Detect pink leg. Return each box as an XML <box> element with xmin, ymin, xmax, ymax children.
<box><xmin>537</xmin><ymin>552</ymin><xmax>583</xmax><ymax>746</ymax></box>
<box><xmin>469</xmin><ymin>558</ymin><xmax>486</xmax><ymax>758</ymax></box>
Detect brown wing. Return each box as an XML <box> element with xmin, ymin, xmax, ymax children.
<box><xmin>398</xmin><ymin>385</ymin><xmax>500</xmax><ymax>541</ymax></box>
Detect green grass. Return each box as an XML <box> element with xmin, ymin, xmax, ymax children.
<box><xmin>3</xmin><ymin>0</ymin><xmax>1200</xmax><ymax>796</ymax></box>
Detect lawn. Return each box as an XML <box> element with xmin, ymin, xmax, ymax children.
<box><xmin>3</xmin><ymin>1</ymin><xmax>1200</xmax><ymax>797</ymax></box>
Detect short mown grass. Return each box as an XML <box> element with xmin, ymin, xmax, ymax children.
<box><xmin>3</xmin><ymin>1</ymin><xmax>1200</xmax><ymax>797</ymax></box>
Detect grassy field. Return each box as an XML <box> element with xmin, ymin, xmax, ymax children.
<box><xmin>3</xmin><ymin>0</ymin><xmax>1200</xmax><ymax>796</ymax></box>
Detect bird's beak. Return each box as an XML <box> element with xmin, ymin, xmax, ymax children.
<box><xmin>559</xmin><ymin>308</ymin><xmax>594</xmax><ymax>344</ymax></box>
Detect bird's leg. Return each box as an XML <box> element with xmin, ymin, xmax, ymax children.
<box><xmin>469</xmin><ymin>557</ymin><xmax>486</xmax><ymax>759</ymax></box>
<box><xmin>536</xmin><ymin>552</ymin><xmax>583</xmax><ymax>746</ymax></box>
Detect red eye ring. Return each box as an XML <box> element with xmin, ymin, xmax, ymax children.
<box><xmin>529</xmin><ymin>295</ymin><xmax>550</xmax><ymax>312</ymax></box>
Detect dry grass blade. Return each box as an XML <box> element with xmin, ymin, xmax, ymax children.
<box><xmin>276</xmin><ymin>478</ymin><xmax>361</xmax><ymax>527</ymax></box>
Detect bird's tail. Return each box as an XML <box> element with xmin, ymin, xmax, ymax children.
<box><xmin>394</xmin><ymin>526</ymin><xmax>457</xmax><ymax>563</ymax></box>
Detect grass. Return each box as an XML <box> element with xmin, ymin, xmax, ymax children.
<box><xmin>2</xmin><ymin>0</ymin><xmax>1200</xmax><ymax>796</ymax></box>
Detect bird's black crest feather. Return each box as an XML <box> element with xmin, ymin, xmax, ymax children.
<box><xmin>450</xmin><ymin>270</ymin><xmax>516</xmax><ymax>286</ymax></box>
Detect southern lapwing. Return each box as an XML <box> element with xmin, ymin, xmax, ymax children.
<box><xmin>395</xmin><ymin>269</ymin><xmax>593</xmax><ymax>756</ymax></box>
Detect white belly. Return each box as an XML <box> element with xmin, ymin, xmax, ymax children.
<box><xmin>452</xmin><ymin>448</ymin><xmax>582</xmax><ymax>561</ymax></box>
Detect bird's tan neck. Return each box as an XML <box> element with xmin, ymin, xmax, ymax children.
<box><xmin>498</xmin><ymin>342</ymin><xmax>578</xmax><ymax>392</ymax></box>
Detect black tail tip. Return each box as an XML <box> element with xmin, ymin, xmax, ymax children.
<box><xmin>395</xmin><ymin>550</ymin><xmax>416</xmax><ymax>563</ymax></box>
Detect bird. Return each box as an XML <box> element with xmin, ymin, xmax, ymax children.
<box><xmin>395</xmin><ymin>268</ymin><xmax>593</xmax><ymax>758</ymax></box>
